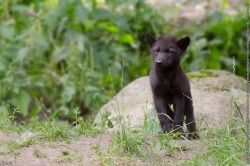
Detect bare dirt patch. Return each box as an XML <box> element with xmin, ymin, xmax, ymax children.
<box><xmin>0</xmin><ymin>132</ymin><xmax>18</xmax><ymax>142</ymax></box>
<box><xmin>0</xmin><ymin>133</ymin><xmax>112</xmax><ymax>166</ymax></box>
<box><xmin>0</xmin><ymin>131</ymin><xmax>207</xmax><ymax>166</ymax></box>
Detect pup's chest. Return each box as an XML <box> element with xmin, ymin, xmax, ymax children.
<box><xmin>159</xmin><ymin>81</ymin><xmax>176</xmax><ymax>93</ymax></box>
<box><xmin>153</xmin><ymin>78</ymin><xmax>179</xmax><ymax>95</ymax></box>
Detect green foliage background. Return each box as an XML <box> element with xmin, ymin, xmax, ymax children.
<box><xmin>0</xmin><ymin>0</ymin><xmax>246</xmax><ymax>121</ymax></box>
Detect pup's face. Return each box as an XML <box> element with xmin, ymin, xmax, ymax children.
<box><xmin>145</xmin><ymin>34</ymin><xmax>190</xmax><ymax>70</ymax></box>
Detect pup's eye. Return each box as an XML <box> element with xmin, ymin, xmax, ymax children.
<box><xmin>165</xmin><ymin>48</ymin><xmax>175</xmax><ymax>54</ymax></box>
<box><xmin>155</xmin><ymin>48</ymin><xmax>160</xmax><ymax>52</ymax></box>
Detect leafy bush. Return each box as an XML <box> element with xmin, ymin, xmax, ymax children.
<box><xmin>0</xmin><ymin>0</ymin><xmax>168</xmax><ymax>120</ymax></box>
<box><xmin>182</xmin><ymin>11</ymin><xmax>246</xmax><ymax>76</ymax></box>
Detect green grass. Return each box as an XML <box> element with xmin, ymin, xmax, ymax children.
<box><xmin>55</xmin><ymin>149</ymin><xmax>81</xmax><ymax>163</ymax></box>
<box><xmin>0</xmin><ymin>107</ymin><xmax>248</xmax><ymax>165</ymax></box>
<box><xmin>179</xmin><ymin>123</ymin><xmax>246</xmax><ymax>166</ymax></box>
<box><xmin>92</xmin><ymin>108</ymin><xmax>192</xmax><ymax>165</ymax></box>
<box><xmin>0</xmin><ymin>114</ymin><xmax>102</xmax><ymax>157</ymax></box>
<box><xmin>33</xmin><ymin>147</ymin><xmax>46</xmax><ymax>158</ymax></box>
<box><xmin>91</xmin><ymin>117</ymin><xmax>247</xmax><ymax>165</ymax></box>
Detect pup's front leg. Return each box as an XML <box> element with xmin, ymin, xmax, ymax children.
<box><xmin>185</xmin><ymin>96</ymin><xmax>197</xmax><ymax>133</ymax></box>
<box><xmin>173</xmin><ymin>97</ymin><xmax>185</xmax><ymax>133</ymax></box>
<box><xmin>153</xmin><ymin>97</ymin><xmax>172</xmax><ymax>133</ymax></box>
<box><xmin>185</xmin><ymin>95</ymin><xmax>199</xmax><ymax>139</ymax></box>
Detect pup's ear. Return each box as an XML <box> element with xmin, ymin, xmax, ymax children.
<box><xmin>177</xmin><ymin>36</ymin><xmax>190</xmax><ymax>52</ymax></box>
<box><xmin>145</xmin><ymin>33</ymin><xmax>156</xmax><ymax>48</ymax></box>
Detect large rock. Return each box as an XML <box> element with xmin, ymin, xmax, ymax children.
<box><xmin>94</xmin><ymin>70</ymin><xmax>246</xmax><ymax>131</ymax></box>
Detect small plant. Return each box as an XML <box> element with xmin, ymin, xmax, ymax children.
<box><xmin>62</xmin><ymin>150</ymin><xmax>70</xmax><ymax>156</ymax></box>
<box><xmin>142</xmin><ymin>107</ymin><xmax>161</xmax><ymax>134</ymax></box>
<box><xmin>55</xmin><ymin>149</ymin><xmax>81</xmax><ymax>163</ymax></box>
<box><xmin>91</xmin><ymin>144</ymin><xmax>114</xmax><ymax>164</ymax></box>
<box><xmin>110</xmin><ymin>131</ymin><xmax>148</xmax><ymax>157</ymax></box>
<box><xmin>33</xmin><ymin>147</ymin><xmax>46</xmax><ymax>158</ymax></box>
<box><xmin>55</xmin><ymin>150</ymin><xmax>73</xmax><ymax>163</ymax></box>
<box><xmin>31</xmin><ymin>119</ymin><xmax>75</xmax><ymax>142</ymax></box>
<box><xmin>72</xmin><ymin>108</ymin><xmax>102</xmax><ymax>136</ymax></box>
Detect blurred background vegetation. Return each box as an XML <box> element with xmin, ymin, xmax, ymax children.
<box><xmin>0</xmin><ymin>0</ymin><xmax>247</xmax><ymax>122</ymax></box>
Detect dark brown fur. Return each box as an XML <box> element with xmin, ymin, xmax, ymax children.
<box><xmin>145</xmin><ymin>33</ymin><xmax>198</xmax><ymax>139</ymax></box>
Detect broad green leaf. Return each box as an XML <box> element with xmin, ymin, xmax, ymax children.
<box><xmin>11</xmin><ymin>91</ymin><xmax>31</xmax><ymax>116</ymax></box>
<box><xmin>32</xmin><ymin>36</ymin><xmax>49</xmax><ymax>51</ymax></box>
<box><xmin>97</xmin><ymin>22</ymin><xmax>119</xmax><ymax>33</ymax></box>
<box><xmin>1</xmin><ymin>25</ymin><xmax>14</xmax><ymax>40</ymax></box>
<box><xmin>86</xmin><ymin>70</ymin><xmax>103</xmax><ymax>79</ymax></box>
<box><xmin>0</xmin><ymin>71</ymin><xmax>5</xmax><ymax>79</ymax></box>
<box><xmin>75</xmin><ymin>5</ymin><xmax>88</xmax><ymax>25</ymax></box>
<box><xmin>17</xmin><ymin>47</ymin><xmax>29</xmax><ymax>61</ymax></box>
<box><xmin>29</xmin><ymin>105</ymin><xmax>41</xmax><ymax>117</ymax></box>
<box><xmin>85</xmin><ymin>85</ymin><xmax>99</xmax><ymax>92</ymax></box>
<box><xmin>209</xmin><ymin>39</ymin><xmax>222</xmax><ymax>47</ymax></box>
<box><xmin>62</xmin><ymin>85</ymin><xmax>76</xmax><ymax>103</ymax></box>
<box><xmin>77</xmin><ymin>35</ymin><xmax>85</xmax><ymax>53</ymax></box>
<box><xmin>232</xmin><ymin>19</ymin><xmax>245</xmax><ymax>32</ymax></box>
<box><xmin>56</xmin><ymin>17</ymin><xmax>68</xmax><ymax>38</ymax></box>
<box><xmin>11</xmin><ymin>5</ymin><xmax>29</xmax><ymax>12</ymax></box>
<box><xmin>52</xmin><ymin>47</ymin><xmax>68</xmax><ymax>62</ymax></box>
<box><xmin>210</xmin><ymin>21</ymin><xmax>230</xmax><ymax>36</ymax></box>
<box><xmin>115</xmin><ymin>16</ymin><xmax>130</xmax><ymax>31</ymax></box>
<box><xmin>0</xmin><ymin>106</ymin><xmax>9</xmax><ymax>120</ymax></box>
<box><xmin>208</xmin><ymin>48</ymin><xmax>221</xmax><ymax>69</ymax></box>
<box><xmin>197</xmin><ymin>38</ymin><xmax>207</xmax><ymax>48</ymax></box>
<box><xmin>220</xmin><ymin>56</ymin><xmax>233</xmax><ymax>68</ymax></box>
<box><xmin>52</xmin><ymin>110</ymin><xmax>61</xmax><ymax>119</ymax></box>
<box><xmin>45</xmin><ymin>0</ymin><xmax>59</xmax><ymax>9</ymax></box>
<box><xmin>92</xmin><ymin>8</ymin><xmax>112</xmax><ymax>21</ymax></box>
<box><xmin>0</xmin><ymin>56</ymin><xmax>7</xmax><ymax>70</ymax></box>
<box><xmin>118</xmin><ymin>34</ymin><xmax>134</xmax><ymax>45</ymax></box>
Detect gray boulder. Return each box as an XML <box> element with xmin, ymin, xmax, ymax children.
<box><xmin>94</xmin><ymin>70</ymin><xmax>246</xmax><ymax>131</ymax></box>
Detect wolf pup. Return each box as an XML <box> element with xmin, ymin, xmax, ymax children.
<box><xmin>145</xmin><ymin>33</ymin><xmax>198</xmax><ymax>139</ymax></box>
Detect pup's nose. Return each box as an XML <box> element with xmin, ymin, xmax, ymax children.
<box><xmin>156</xmin><ymin>60</ymin><xmax>162</xmax><ymax>65</ymax></box>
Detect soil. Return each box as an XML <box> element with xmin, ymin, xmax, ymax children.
<box><xmin>0</xmin><ymin>131</ymin><xmax>206</xmax><ymax>166</ymax></box>
<box><xmin>0</xmin><ymin>132</ymin><xmax>112</xmax><ymax>166</ymax></box>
